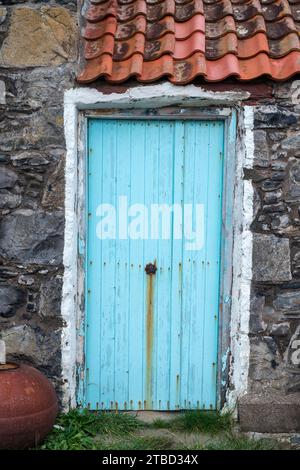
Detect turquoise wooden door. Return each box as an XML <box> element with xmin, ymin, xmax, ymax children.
<box><xmin>85</xmin><ymin>118</ymin><xmax>224</xmax><ymax>410</ymax></box>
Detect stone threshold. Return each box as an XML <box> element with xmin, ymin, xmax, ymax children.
<box><xmin>238</xmin><ymin>392</ymin><xmax>300</xmax><ymax>433</ymax></box>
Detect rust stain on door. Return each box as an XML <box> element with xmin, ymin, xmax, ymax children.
<box><xmin>145</xmin><ymin>261</ymin><xmax>156</xmax><ymax>409</ymax></box>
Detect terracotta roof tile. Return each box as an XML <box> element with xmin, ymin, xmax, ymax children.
<box><xmin>78</xmin><ymin>0</ymin><xmax>300</xmax><ymax>84</ymax></box>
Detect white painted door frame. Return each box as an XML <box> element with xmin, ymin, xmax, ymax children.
<box><xmin>61</xmin><ymin>83</ymin><xmax>254</xmax><ymax>411</ymax></box>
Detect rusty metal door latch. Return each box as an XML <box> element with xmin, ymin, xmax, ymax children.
<box><xmin>145</xmin><ymin>263</ymin><xmax>157</xmax><ymax>275</ymax></box>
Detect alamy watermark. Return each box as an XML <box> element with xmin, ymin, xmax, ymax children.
<box><xmin>95</xmin><ymin>196</ymin><xmax>204</xmax><ymax>251</ymax></box>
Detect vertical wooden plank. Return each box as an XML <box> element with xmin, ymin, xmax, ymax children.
<box><xmin>99</xmin><ymin>120</ymin><xmax>118</xmax><ymax>409</ymax></box>
<box><xmin>128</xmin><ymin>121</ymin><xmax>147</xmax><ymax>410</ymax></box>
<box><xmin>86</xmin><ymin>119</ymin><xmax>103</xmax><ymax>409</ymax></box>
<box><xmin>169</xmin><ymin>121</ymin><xmax>185</xmax><ymax>410</ymax></box>
<box><xmin>114</xmin><ymin>121</ymin><xmax>131</xmax><ymax>410</ymax></box>
<box><xmin>218</xmin><ymin>112</ymin><xmax>236</xmax><ymax>408</ymax></box>
<box><xmin>180</xmin><ymin>121</ymin><xmax>197</xmax><ymax>409</ymax></box>
<box><xmin>155</xmin><ymin>121</ymin><xmax>174</xmax><ymax>410</ymax></box>
<box><xmin>201</xmin><ymin>121</ymin><xmax>224</xmax><ymax>408</ymax></box>
<box><xmin>186</xmin><ymin>121</ymin><xmax>210</xmax><ymax>409</ymax></box>
<box><xmin>143</xmin><ymin>121</ymin><xmax>160</xmax><ymax>409</ymax></box>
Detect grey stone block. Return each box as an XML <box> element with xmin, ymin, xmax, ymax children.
<box><xmin>281</xmin><ymin>132</ymin><xmax>300</xmax><ymax>151</ymax></box>
<box><xmin>0</xmin><ymin>167</ymin><xmax>18</xmax><ymax>189</ymax></box>
<box><xmin>238</xmin><ymin>393</ymin><xmax>300</xmax><ymax>433</ymax></box>
<box><xmin>0</xmin><ymin>209</ymin><xmax>64</xmax><ymax>265</ymax></box>
<box><xmin>0</xmin><ymin>284</ymin><xmax>25</xmax><ymax>318</ymax></box>
<box><xmin>269</xmin><ymin>322</ymin><xmax>290</xmax><ymax>337</ymax></box>
<box><xmin>39</xmin><ymin>276</ymin><xmax>63</xmax><ymax>318</ymax></box>
<box><xmin>0</xmin><ymin>191</ymin><xmax>21</xmax><ymax>210</ymax></box>
<box><xmin>254</xmin><ymin>106</ymin><xmax>298</xmax><ymax>128</ymax></box>
<box><xmin>0</xmin><ymin>80</ymin><xmax>5</xmax><ymax>105</ymax></box>
<box><xmin>253</xmin><ymin>234</ymin><xmax>292</xmax><ymax>283</ymax></box>
<box><xmin>253</xmin><ymin>130</ymin><xmax>269</xmax><ymax>167</ymax></box>
<box><xmin>274</xmin><ymin>291</ymin><xmax>300</xmax><ymax>315</ymax></box>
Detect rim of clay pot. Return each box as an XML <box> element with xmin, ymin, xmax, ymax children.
<box><xmin>0</xmin><ymin>362</ymin><xmax>20</xmax><ymax>371</ymax></box>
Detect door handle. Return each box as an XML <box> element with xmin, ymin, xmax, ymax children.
<box><xmin>145</xmin><ymin>263</ymin><xmax>157</xmax><ymax>275</ymax></box>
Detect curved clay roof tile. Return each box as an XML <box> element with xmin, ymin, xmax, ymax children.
<box><xmin>232</xmin><ymin>0</ymin><xmax>262</xmax><ymax>22</ymax></box>
<box><xmin>205</xmin><ymin>15</ymin><xmax>236</xmax><ymax>38</ymax></box>
<box><xmin>78</xmin><ymin>0</ymin><xmax>300</xmax><ymax>83</ymax></box>
<box><xmin>235</xmin><ymin>15</ymin><xmax>266</xmax><ymax>38</ymax></box>
<box><xmin>266</xmin><ymin>15</ymin><xmax>298</xmax><ymax>39</ymax></box>
<box><xmin>115</xmin><ymin>16</ymin><xmax>147</xmax><ymax>39</ymax></box>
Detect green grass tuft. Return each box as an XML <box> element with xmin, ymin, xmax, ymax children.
<box><xmin>36</xmin><ymin>409</ymin><xmax>281</xmax><ymax>451</ymax></box>
<box><xmin>96</xmin><ymin>436</ymin><xmax>174</xmax><ymax>451</ymax></box>
<box><xmin>150</xmin><ymin>418</ymin><xmax>173</xmax><ymax>429</ymax></box>
<box><xmin>38</xmin><ymin>409</ymin><xmax>140</xmax><ymax>450</ymax></box>
<box><xmin>201</xmin><ymin>434</ymin><xmax>276</xmax><ymax>451</ymax></box>
<box><xmin>149</xmin><ymin>410</ymin><xmax>233</xmax><ymax>434</ymax></box>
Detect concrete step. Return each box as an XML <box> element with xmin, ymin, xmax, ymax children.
<box><xmin>238</xmin><ymin>392</ymin><xmax>300</xmax><ymax>433</ymax></box>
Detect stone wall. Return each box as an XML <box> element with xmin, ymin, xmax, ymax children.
<box><xmin>0</xmin><ymin>0</ymin><xmax>78</xmax><ymax>400</ymax></box>
<box><xmin>0</xmin><ymin>1</ymin><xmax>300</xmax><ymax>409</ymax></box>
<box><xmin>249</xmin><ymin>81</ymin><xmax>300</xmax><ymax>395</ymax></box>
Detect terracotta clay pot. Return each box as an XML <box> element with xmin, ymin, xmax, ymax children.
<box><xmin>0</xmin><ymin>363</ymin><xmax>58</xmax><ymax>449</ymax></box>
